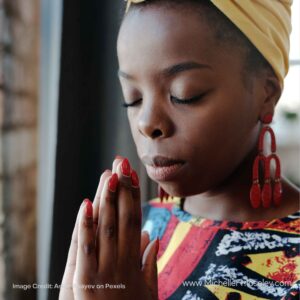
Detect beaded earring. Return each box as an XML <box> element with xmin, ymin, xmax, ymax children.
<box><xmin>250</xmin><ymin>113</ymin><xmax>282</xmax><ymax>208</ymax></box>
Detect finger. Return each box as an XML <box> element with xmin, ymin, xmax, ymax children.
<box><xmin>93</xmin><ymin>154</ymin><xmax>123</xmax><ymax>225</ymax></box>
<box><xmin>76</xmin><ymin>199</ymin><xmax>97</xmax><ymax>282</ymax></box>
<box><xmin>93</xmin><ymin>170</ymin><xmax>112</xmax><ymax>225</ymax></box>
<box><xmin>130</xmin><ymin>169</ymin><xmax>142</xmax><ymax>263</ymax></box>
<box><xmin>142</xmin><ymin>238</ymin><xmax>159</xmax><ymax>300</ymax></box>
<box><xmin>116</xmin><ymin>159</ymin><xmax>140</xmax><ymax>270</ymax></box>
<box><xmin>60</xmin><ymin>211</ymin><xmax>80</xmax><ymax>295</ymax></box>
<box><xmin>112</xmin><ymin>155</ymin><xmax>124</xmax><ymax>173</ymax></box>
<box><xmin>97</xmin><ymin>173</ymin><xmax>118</xmax><ymax>274</ymax></box>
<box><xmin>140</xmin><ymin>231</ymin><xmax>150</xmax><ymax>265</ymax></box>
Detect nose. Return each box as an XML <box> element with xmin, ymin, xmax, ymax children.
<box><xmin>137</xmin><ymin>98</ymin><xmax>174</xmax><ymax>139</ymax></box>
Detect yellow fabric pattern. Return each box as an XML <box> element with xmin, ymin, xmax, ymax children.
<box><xmin>157</xmin><ymin>221</ymin><xmax>192</xmax><ymax>274</ymax></box>
<box><xmin>124</xmin><ymin>0</ymin><xmax>292</xmax><ymax>88</ymax></box>
<box><xmin>247</xmin><ymin>251</ymin><xmax>300</xmax><ymax>280</ymax></box>
<box><xmin>142</xmin><ymin>198</ymin><xmax>300</xmax><ymax>299</ymax></box>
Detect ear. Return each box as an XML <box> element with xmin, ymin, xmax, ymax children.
<box><xmin>258</xmin><ymin>71</ymin><xmax>282</xmax><ymax>121</ymax></box>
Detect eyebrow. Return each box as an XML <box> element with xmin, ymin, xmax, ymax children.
<box><xmin>162</xmin><ymin>61</ymin><xmax>212</xmax><ymax>77</ymax></box>
<box><xmin>118</xmin><ymin>61</ymin><xmax>212</xmax><ymax>80</ymax></box>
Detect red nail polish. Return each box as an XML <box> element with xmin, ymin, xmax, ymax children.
<box><xmin>131</xmin><ymin>170</ymin><xmax>139</xmax><ymax>187</ymax></box>
<box><xmin>84</xmin><ymin>199</ymin><xmax>93</xmax><ymax>218</ymax></box>
<box><xmin>108</xmin><ymin>173</ymin><xmax>118</xmax><ymax>192</ymax></box>
<box><xmin>121</xmin><ymin>158</ymin><xmax>131</xmax><ymax>176</ymax></box>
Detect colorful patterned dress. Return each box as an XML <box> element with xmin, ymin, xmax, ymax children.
<box><xmin>142</xmin><ymin>197</ymin><xmax>300</xmax><ymax>300</ymax></box>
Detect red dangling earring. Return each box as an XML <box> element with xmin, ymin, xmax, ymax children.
<box><xmin>250</xmin><ymin>113</ymin><xmax>282</xmax><ymax>208</ymax></box>
<box><xmin>158</xmin><ymin>185</ymin><xmax>173</xmax><ymax>202</ymax></box>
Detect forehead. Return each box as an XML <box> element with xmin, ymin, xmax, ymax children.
<box><xmin>117</xmin><ymin>6</ymin><xmax>221</xmax><ymax>72</ymax></box>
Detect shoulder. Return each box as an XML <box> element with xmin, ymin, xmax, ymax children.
<box><xmin>141</xmin><ymin>197</ymin><xmax>180</xmax><ymax>241</ymax></box>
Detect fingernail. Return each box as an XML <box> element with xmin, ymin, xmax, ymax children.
<box><xmin>121</xmin><ymin>158</ymin><xmax>131</xmax><ymax>176</ymax></box>
<box><xmin>115</xmin><ymin>155</ymin><xmax>123</xmax><ymax>159</ymax></box>
<box><xmin>84</xmin><ymin>199</ymin><xmax>93</xmax><ymax>218</ymax></box>
<box><xmin>108</xmin><ymin>173</ymin><xmax>118</xmax><ymax>192</ymax></box>
<box><xmin>131</xmin><ymin>170</ymin><xmax>139</xmax><ymax>187</ymax></box>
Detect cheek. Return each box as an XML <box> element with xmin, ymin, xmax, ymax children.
<box><xmin>181</xmin><ymin>100</ymin><xmax>255</xmax><ymax>168</ymax></box>
<box><xmin>178</xmin><ymin>105</ymin><xmax>234</xmax><ymax>148</ymax></box>
<box><xmin>127</xmin><ymin>110</ymin><xmax>141</xmax><ymax>148</ymax></box>
<box><xmin>179</xmin><ymin>116</ymin><xmax>228</xmax><ymax>164</ymax></box>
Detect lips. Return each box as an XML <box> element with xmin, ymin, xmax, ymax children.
<box><xmin>142</xmin><ymin>155</ymin><xmax>185</xmax><ymax>181</ymax></box>
<box><xmin>142</xmin><ymin>155</ymin><xmax>184</xmax><ymax>167</ymax></box>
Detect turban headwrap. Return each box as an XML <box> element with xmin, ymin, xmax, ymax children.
<box><xmin>125</xmin><ymin>0</ymin><xmax>292</xmax><ymax>88</ymax></box>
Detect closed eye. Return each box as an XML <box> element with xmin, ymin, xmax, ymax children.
<box><xmin>122</xmin><ymin>93</ymin><xmax>205</xmax><ymax>108</ymax></box>
<box><xmin>121</xmin><ymin>98</ymin><xmax>142</xmax><ymax>108</ymax></box>
<box><xmin>170</xmin><ymin>94</ymin><xmax>205</xmax><ymax>104</ymax></box>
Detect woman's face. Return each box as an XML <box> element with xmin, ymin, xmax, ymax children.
<box><xmin>117</xmin><ymin>5</ymin><xmax>261</xmax><ymax>197</ymax></box>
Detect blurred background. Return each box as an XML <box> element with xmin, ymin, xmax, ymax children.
<box><xmin>0</xmin><ymin>0</ymin><xmax>299</xmax><ymax>299</ymax></box>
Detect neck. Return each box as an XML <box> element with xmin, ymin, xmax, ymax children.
<box><xmin>184</xmin><ymin>148</ymin><xmax>267</xmax><ymax>221</ymax></box>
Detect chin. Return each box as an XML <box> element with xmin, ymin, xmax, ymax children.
<box><xmin>157</xmin><ymin>180</ymin><xmax>208</xmax><ymax>198</ymax></box>
<box><xmin>145</xmin><ymin>162</ymin><xmax>212</xmax><ymax>196</ymax></box>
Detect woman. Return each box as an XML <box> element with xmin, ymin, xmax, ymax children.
<box><xmin>60</xmin><ymin>0</ymin><xmax>300</xmax><ymax>299</ymax></box>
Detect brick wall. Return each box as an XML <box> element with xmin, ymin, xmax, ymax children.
<box><xmin>0</xmin><ymin>0</ymin><xmax>39</xmax><ymax>299</ymax></box>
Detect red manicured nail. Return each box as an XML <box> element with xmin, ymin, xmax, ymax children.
<box><xmin>84</xmin><ymin>199</ymin><xmax>93</xmax><ymax>218</ymax></box>
<box><xmin>121</xmin><ymin>158</ymin><xmax>131</xmax><ymax>176</ymax></box>
<box><xmin>131</xmin><ymin>170</ymin><xmax>139</xmax><ymax>187</ymax></box>
<box><xmin>108</xmin><ymin>173</ymin><xmax>118</xmax><ymax>192</ymax></box>
<box><xmin>115</xmin><ymin>155</ymin><xmax>123</xmax><ymax>159</ymax></box>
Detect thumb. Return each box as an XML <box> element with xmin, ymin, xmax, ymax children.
<box><xmin>141</xmin><ymin>237</ymin><xmax>159</xmax><ymax>299</ymax></box>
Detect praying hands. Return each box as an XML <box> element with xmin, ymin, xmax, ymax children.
<box><xmin>59</xmin><ymin>157</ymin><xmax>159</xmax><ymax>300</ymax></box>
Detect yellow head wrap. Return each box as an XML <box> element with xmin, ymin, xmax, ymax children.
<box><xmin>125</xmin><ymin>0</ymin><xmax>292</xmax><ymax>88</ymax></box>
